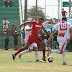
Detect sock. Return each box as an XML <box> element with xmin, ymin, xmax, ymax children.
<box><xmin>51</xmin><ymin>49</ymin><xmax>61</xmax><ymax>54</ymax></box>
<box><xmin>42</xmin><ymin>48</ymin><xmax>45</xmax><ymax>58</ymax></box>
<box><xmin>62</xmin><ymin>51</ymin><xmax>66</xmax><ymax>62</ymax></box>
<box><xmin>15</xmin><ymin>48</ymin><xmax>23</xmax><ymax>56</ymax></box>
<box><xmin>35</xmin><ymin>52</ymin><xmax>39</xmax><ymax>60</ymax></box>
<box><xmin>19</xmin><ymin>49</ymin><xmax>29</xmax><ymax>55</ymax></box>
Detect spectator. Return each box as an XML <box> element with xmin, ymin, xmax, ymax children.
<box><xmin>61</xmin><ymin>8</ymin><xmax>67</xmax><ymax>18</ymax></box>
<box><xmin>4</xmin><ymin>29</ymin><xmax>10</xmax><ymax>50</ymax></box>
<box><xmin>53</xmin><ymin>33</ymin><xmax>57</xmax><ymax>49</ymax></box>
<box><xmin>3</xmin><ymin>18</ymin><xmax>10</xmax><ymax>33</ymax></box>
<box><xmin>3</xmin><ymin>0</ymin><xmax>8</xmax><ymax>7</ymax></box>
<box><xmin>3</xmin><ymin>23</ymin><xmax>8</xmax><ymax>32</ymax></box>
<box><xmin>13</xmin><ymin>30</ymin><xmax>19</xmax><ymax>50</ymax></box>
<box><xmin>11</xmin><ymin>25</ymin><xmax>16</xmax><ymax>37</ymax></box>
<box><xmin>8</xmin><ymin>0</ymin><xmax>13</xmax><ymax>7</ymax></box>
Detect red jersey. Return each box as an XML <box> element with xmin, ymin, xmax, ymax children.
<box><xmin>31</xmin><ymin>21</ymin><xmax>44</xmax><ymax>36</ymax></box>
<box><xmin>62</xmin><ymin>11</ymin><xmax>67</xmax><ymax>16</ymax></box>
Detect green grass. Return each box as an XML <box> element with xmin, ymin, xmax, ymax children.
<box><xmin>0</xmin><ymin>50</ymin><xmax>72</xmax><ymax>72</ymax></box>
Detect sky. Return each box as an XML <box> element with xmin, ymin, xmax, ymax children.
<box><xmin>22</xmin><ymin>0</ymin><xmax>72</xmax><ymax>19</ymax></box>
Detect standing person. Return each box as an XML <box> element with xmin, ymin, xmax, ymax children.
<box><xmin>48</xmin><ymin>17</ymin><xmax>72</xmax><ymax>65</ymax></box>
<box><xmin>8</xmin><ymin>0</ymin><xmax>13</xmax><ymax>7</ymax></box>
<box><xmin>61</xmin><ymin>8</ymin><xmax>67</xmax><ymax>18</ymax></box>
<box><xmin>19</xmin><ymin>23</ymin><xmax>41</xmax><ymax>61</ymax></box>
<box><xmin>13</xmin><ymin>30</ymin><xmax>19</xmax><ymax>50</ymax></box>
<box><xmin>4</xmin><ymin>29</ymin><xmax>10</xmax><ymax>50</ymax></box>
<box><xmin>12</xmin><ymin>17</ymin><xmax>49</xmax><ymax>61</ymax></box>
<box><xmin>11</xmin><ymin>25</ymin><xmax>16</xmax><ymax>37</ymax></box>
<box><xmin>3</xmin><ymin>18</ymin><xmax>10</xmax><ymax>33</ymax></box>
<box><xmin>3</xmin><ymin>0</ymin><xmax>8</xmax><ymax>7</ymax></box>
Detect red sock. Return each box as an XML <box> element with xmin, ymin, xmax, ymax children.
<box><xmin>42</xmin><ymin>48</ymin><xmax>45</xmax><ymax>58</ymax></box>
<box><xmin>15</xmin><ymin>48</ymin><xmax>23</xmax><ymax>56</ymax></box>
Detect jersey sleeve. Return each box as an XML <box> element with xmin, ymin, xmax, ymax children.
<box><xmin>7</xmin><ymin>20</ymin><xmax>10</xmax><ymax>24</ymax></box>
<box><xmin>54</xmin><ymin>24</ymin><xmax>58</xmax><ymax>30</ymax></box>
<box><xmin>41</xmin><ymin>25</ymin><xmax>44</xmax><ymax>29</ymax></box>
<box><xmin>3</xmin><ymin>21</ymin><xmax>4</xmax><ymax>24</ymax></box>
<box><xmin>31</xmin><ymin>21</ymin><xmax>37</xmax><ymax>25</ymax></box>
<box><xmin>25</xmin><ymin>26</ymin><xmax>27</xmax><ymax>30</ymax></box>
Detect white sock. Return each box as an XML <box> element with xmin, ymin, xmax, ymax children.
<box><xmin>19</xmin><ymin>49</ymin><xmax>29</xmax><ymax>55</ymax></box>
<box><xmin>35</xmin><ymin>52</ymin><xmax>39</xmax><ymax>60</ymax></box>
<box><xmin>62</xmin><ymin>51</ymin><xmax>66</xmax><ymax>62</ymax></box>
<box><xmin>51</xmin><ymin>49</ymin><xmax>61</xmax><ymax>54</ymax></box>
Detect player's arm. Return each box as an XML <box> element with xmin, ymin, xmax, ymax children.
<box><xmin>47</xmin><ymin>29</ymin><xmax>57</xmax><ymax>43</ymax></box>
<box><xmin>26</xmin><ymin>28</ymin><xmax>32</xmax><ymax>31</ymax></box>
<box><xmin>69</xmin><ymin>27</ymin><xmax>72</xmax><ymax>40</ymax></box>
<box><xmin>19</xmin><ymin>21</ymin><xmax>31</xmax><ymax>28</ymax></box>
<box><xmin>42</xmin><ymin>28</ymin><xmax>50</xmax><ymax>35</ymax></box>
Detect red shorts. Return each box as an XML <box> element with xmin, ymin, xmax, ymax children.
<box><xmin>26</xmin><ymin>34</ymin><xmax>42</xmax><ymax>44</ymax></box>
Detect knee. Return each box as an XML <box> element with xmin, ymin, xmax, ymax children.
<box><xmin>29</xmin><ymin>49</ymin><xmax>33</xmax><ymax>52</ymax></box>
<box><xmin>60</xmin><ymin>51</ymin><xmax>63</xmax><ymax>54</ymax></box>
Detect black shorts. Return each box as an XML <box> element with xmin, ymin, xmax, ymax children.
<box><xmin>14</xmin><ymin>40</ymin><xmax>18</xmax><ymax>45</ymax></box>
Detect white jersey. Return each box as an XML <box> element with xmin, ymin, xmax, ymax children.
<box><xmin>54</xmin><ymin>21</ymin><xmax>71</xmax><ymax>39</ymax></box>
<box><xmin>24</xmin><ymin>25</ymin><xmax>37</xmax><ymax>49</ymax></box>
<box><xmin>3</xmin><ymin>20</ymin><xmax>10</xmax><ymax>25</ymax></box>
<box><xmin>54</xmin><ymin>21</ymin><xmax>71</xmax><ymax>51</ymax></box>
<box><xmin>24</xmin><ymin>25</ymin><xmax>32</xmax><ymax>40</ymax></box>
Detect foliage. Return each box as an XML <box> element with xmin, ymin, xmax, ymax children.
<box><xmin>28</xmin><ymin>6</ymin><xmax>46</xmax><ymax>19</ymax></box>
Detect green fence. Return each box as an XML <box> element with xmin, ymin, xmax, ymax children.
<box><xmin>0</xmin><ymin>25</ymin><xmax>22</xmax><ymax>50</ymax></box>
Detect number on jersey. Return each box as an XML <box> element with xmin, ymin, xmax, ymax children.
<box><xmin>60</xmin><ymin>22</ymin><xmax>67</xmax><ymax>30</ymax></box>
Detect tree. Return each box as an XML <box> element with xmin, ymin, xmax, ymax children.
<box><xmin>28</xmin><ymin>6</ymin><xmax>46</xmax><ymax>19</ymax></box>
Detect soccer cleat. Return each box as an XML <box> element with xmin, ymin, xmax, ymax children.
<box><xmin>19</xmin><ymin>54</ymin><xmax>22</xmax><ymax>59</ymax></box>
<box><xmin>42</xmin><ymin>57</ymin><xmax>46</xmax><ymax>61</ymax></box>
<box><xmin>36</xmin><ymin>60</ymin><xmax>42</xmax><ymax>62</ymax></box>
<box><xmin>63</xmin><ymin>61</ymin><xmax>67</xmax><ymax>65</ymax></box>
<box><xmin>12</xmin><ymin>53</ymin><xmax>16</xmax><ymax>61</ymax></box>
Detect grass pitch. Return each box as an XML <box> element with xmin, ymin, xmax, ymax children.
<box><xmin>0</xmin><ymin>50</ymin><xmax>72</xmax><ymax>72</ymax></box>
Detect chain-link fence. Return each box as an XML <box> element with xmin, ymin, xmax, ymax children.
<box><xmin>0</xmin><ymin>25</ymin><xmax>22</xmax><ymax>50</ymax></box>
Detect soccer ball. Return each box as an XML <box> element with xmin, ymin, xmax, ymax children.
<box><xmin>48</xmin><ymin>56</ymin><xmax>54</xmax><ymax>62</ymax></box>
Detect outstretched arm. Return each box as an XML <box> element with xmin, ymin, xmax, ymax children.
<box><xmin>42</xmin><ymin>28</ymin><xmax>50</xmax><ymax>35</ymax></box>
<box><xmin>19</xmin><ymin>21</ymin><xmax>31</xmax><ymax>28</ymax></box>
<box><xmin>47</xmin><ymin>29</ymin><xmax>57</xmax><ymax>43</ymax></box>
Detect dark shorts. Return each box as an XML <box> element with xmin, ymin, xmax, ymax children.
<box><xmin>14</xmin><ymin>40</ymin><xmax>18</xmax><ymax>45</ymax></box>
<box><xmin>26</xmin><ymin>34</ymin><xmax>42</xmax><ymax>44</ymax></box>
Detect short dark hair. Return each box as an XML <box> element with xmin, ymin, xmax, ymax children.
<box><xmin>38</xmin><ymin>17</ymin><xmax>44</xmax><ymax>20</ymax></box>
<box><xmin>62</xmin><ymin>17</ymin><xmax>67</xmax><ymax>21</ymax></box>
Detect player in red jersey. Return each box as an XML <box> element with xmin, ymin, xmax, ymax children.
<box><xmin>61</xmin><ymin>8</ymin><xmax>67</xmax><ymax>18</ymax></box>
<box><xmin>12</xmin><ymin>18</ymin><xmax>50</xmax><ymax>61</ymax></box>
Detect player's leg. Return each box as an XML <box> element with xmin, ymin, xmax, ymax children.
<box><xmin>62</xmin><ymin>40</ymin><xmax>67</xmax><ymax>65</ymax></box>
<box><xmin>33</xmin><ymin>46</ymin><xmax>42</xmax><ymax>62</ymax></box>
<box><xmin>62</xmin><ymin>51</ymin><xmax>67</xmax><ymax>65</ymax></box>
<box><xmin>39</xmin><ymin>41</ymin><xmax>46</xmax><ymax>61</ymax></box>
<box><xmin>48</xmin><ymin>37</ymin><xmax>64</xmax><ymax>54</ymax></box>
<box><xmin>3</xmin><ymin>1</ymin><xmax>6</xmax><ymax>7</ymax></box>
<box><xmin>33</xmin><ymin>47</ymin><xmax>39</xmax><ymax>61</ymax></box>
<box><xmin>12</xmin><ymin>43</ymin><xmax>31</xmax><ymax>60</ymax></box>
<box><xmin>19</xmin><ymin>47</ymin><xmax>33</xmax><ymax>59</ymax></box>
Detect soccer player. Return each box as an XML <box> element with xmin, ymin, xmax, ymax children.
<box><xmin>48</xmin><ymin>17</ymin><xmax>72</xmax><ymax>65</ymax></box>
<box><xmin>12</xmin><ymin>17</ymin><xmax>49</xmax><ymax>61</ymax></box>
<box><xmin>61</xmin><ymin>8</ymin><xmax>67</xmax><ymax>18</ymax></box>
<box><xmin>19</xmin><ymin>22</ymin><xmax>41</xmax><ymax>61</ymax></box>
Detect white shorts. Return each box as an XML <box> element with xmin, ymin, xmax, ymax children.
<box><xmin>25</xmin><ymin>38</ymin><xmax>37</xmax><ymax>49</ymax></box>
<box><xmin>57</xmin><ymin>36</ymin><xmax>67</xmax><ymax>51</ymax></box>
